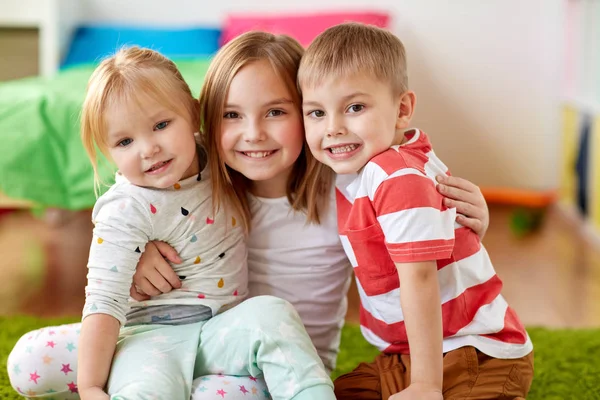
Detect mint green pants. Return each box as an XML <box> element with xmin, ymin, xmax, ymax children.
<box><xmin>108</xmin><ymin>296</ymin><xmax>334</xmax><ymax>400</ymax></box>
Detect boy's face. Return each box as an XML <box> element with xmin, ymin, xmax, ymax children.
<box><xmin>302</xmin><ymin>74</ymin><xmax>407</xmax><ymax>174</ymax></box>
<box><xmin>105</xmin><ymin>96</ymin><xmax>199</xmax><ymax>189</ymax></box>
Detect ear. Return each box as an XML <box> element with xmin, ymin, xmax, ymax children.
<box><xmin>396</xmin><ymin>91</ymin><xmax>416</xmax><ymax>129</ymax></box>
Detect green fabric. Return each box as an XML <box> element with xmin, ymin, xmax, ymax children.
<box><xmin>0</xmin><ymin>59</ymin><xmax>212</xmax><ymax>210</ymax></box>
<box><xmin>0</xmin><ymin>317</ymin><xmax>599</xmax><ymax>399</ymax></box>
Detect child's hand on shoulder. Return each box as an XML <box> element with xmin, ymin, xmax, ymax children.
<box><xmin>388</xmin><ymin>383</ymin><xmax>442</xmax><ymax>400</ymax></box>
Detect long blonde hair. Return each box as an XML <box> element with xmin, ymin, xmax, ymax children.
<box><xmin>81</xmin><ymin>46</ymin><xmax>199</xmax><ymax>195</ymax></box>
<box><xmin>199</xmin><ymin>31</ymin><xmax>334</xmax><ymax>233</ymax></box>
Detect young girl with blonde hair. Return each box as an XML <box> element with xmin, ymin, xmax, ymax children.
<box><xmin>8</xmin><ymin>33</ymin><xmax>489</xmax><ymax>400</ymax></box>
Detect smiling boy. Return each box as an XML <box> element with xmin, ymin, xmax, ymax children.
<box><xmin>299</xmin><ymin>23</ymin><xmax>534</xmax><ymax>400</ymax></box>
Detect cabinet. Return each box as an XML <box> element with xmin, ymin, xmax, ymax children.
<box><xmin>0</xmin><ymin>0</ymin><xmax>82</xmax><ymax>79</ymax></box>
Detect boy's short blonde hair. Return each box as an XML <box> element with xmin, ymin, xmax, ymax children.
<box><xmin>298</xmin><ymin>22</ymin><xmax>408</xmax><ymax>94</ymax></box>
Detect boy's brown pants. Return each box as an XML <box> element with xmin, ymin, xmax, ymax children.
<box><xmin>334</xmin><ymin>346</ymin><xmax>534</xmax><ymax>400</ymax></box>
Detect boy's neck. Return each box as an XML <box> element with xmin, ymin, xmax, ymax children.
<box><xmin>393</xmin><ymin>129</ymin><xmax>410</xmax><ymax>146</ymax></box>
<box><xmin>249</xmin><ymin>166</ymin><xmax>292</xmax><ymax>199</ymax></box>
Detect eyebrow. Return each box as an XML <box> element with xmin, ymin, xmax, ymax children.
<box><xmin>303</xmin><ymin>91</ymin><xmax>370</xmax><ymax>108</ymax></box>
<box><xmin>225</xmin><ymin>98</ymin><xmax>294</xmax><ymax>109</ymax></box>
<box><xmin>149</xmin><ymin>109</ymin><xmax>173</xmax><ymax>121</ymax></box>
<box><xmin>107</xmin><ymin>130</ymin><xmax>127</xmax><ymax>140</ymax></box>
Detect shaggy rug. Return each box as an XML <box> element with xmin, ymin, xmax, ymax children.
<box><xmin>1</xmin><ymin>317</ymin><xmax>598</xmax><ymax>399</ymax></box>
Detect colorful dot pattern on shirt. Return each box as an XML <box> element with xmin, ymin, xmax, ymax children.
<box><xmin>142</xmin><ymin>196</ymin><xmax>233</xmax><ymax>297</ymax></box>
<box><xmin>85</xmin><ymin>172</ymin><xmax>246</xmax><ymax>326</ymax></box>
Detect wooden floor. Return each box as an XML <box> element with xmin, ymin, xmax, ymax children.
<box><xmin>2</xmin><ymin>205</ymin><xmax>600</xmax><ymax>328</ymax></box>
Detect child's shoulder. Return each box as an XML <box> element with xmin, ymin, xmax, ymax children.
<box><xmin>367</xmin><ymin>129</ymin><xmax>433</xmax><ymax>175</ymax></box>
<box><xmin>92</xmin><ymin>178</ymin><xmax>159</xmax><ymax>220</ymax></box>
<box><xmin>366</xmin><ymin>147</ymin><xmax>411</xmax><ymax>175</ymax></box>
<box><xmin>102</xmin><ymin>176</ymin><xmax>156</xmax><ymax>200</ymax></box>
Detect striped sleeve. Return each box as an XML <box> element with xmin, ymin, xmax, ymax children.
<box><xmin>371</xmin><ymin>167</ymin><xmax>456</xmax><ymax>263</ymax></box>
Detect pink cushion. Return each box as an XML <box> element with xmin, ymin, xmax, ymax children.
<box><xmin>221</xmin><ymin>11</ymin><xmax>390</xmax><ymax>47</ymax></box>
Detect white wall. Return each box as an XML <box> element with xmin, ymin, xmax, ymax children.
<box><xmin>390</xmin><ymin>1</ymin><xmax>563</xmax><ymax>191</ymax></box>
<box><xmin>42</xmin><ymin>0</ymin><xmax>84</xmax><ymax>75</ymax></box>
<box><xmin>78</xmin><ymin>0</ymin><xmax>567</xmax><ymax>189</ymax></box>
<box><xmin>56</xmin><ymin>0</ymin><xmax>84</xmax><ymax>64</ymax></box>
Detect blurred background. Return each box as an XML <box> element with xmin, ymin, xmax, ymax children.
<box><xmin>0</xmin><ymin>0</ymin><xmax>599</xmax><ymax>331</ymax></box>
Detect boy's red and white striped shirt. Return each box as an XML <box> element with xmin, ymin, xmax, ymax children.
<box><xmin>335</xmin><ymin>129</ymin><xmax>532</xmax><ymax>358</ymax></box>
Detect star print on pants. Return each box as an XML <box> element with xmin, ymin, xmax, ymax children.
<box><xmin>61</xmin><ymin>364</ymin><xmax>73</xmax><ymax>375</ymax></box>
<box><xmin>67</xmin><ymin>381</ymin><xmax>78</xmax><ymax>393</ymax></box>
<box><xmin>29</xmin><ymin>371</ymin><xmax>40</xmax><ymax>384</ymax></box>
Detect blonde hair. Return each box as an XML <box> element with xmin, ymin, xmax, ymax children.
<box><xmin>298</xmin><ymin>22</ymin><xmax>408</xmax><ymax>94</ymax></box>
<box><xmin>199</xmin><ymin>31</ymin><xmax>334</xmax><ymax>233</ymax></box>
<box><xmin>81</xmin><ymin>46</ymin><xmax>199</xmax><ymax>195</ymax></box>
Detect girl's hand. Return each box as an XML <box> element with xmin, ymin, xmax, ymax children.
<box><xmin>436</xmin><ymin>175</ymin><xmax>489</xmax><ymax>239</ymax></box>
<box><xmin>388</xmin><ymin>383</ymin><xmax>443</xmax><ymax>400</ymax></box>
<box><xmin>130</xmin><ymin>241</ymin><xmax>182</xmax><ymax>301</ymax></box>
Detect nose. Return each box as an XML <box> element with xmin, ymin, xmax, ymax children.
<box><xmin>243</xmin><ymin>120</ymin><xmax>266</xmax><ymax>143</ymax></box>
<box><xmin>140</xmin><ymin>138</ymin><xmax>160</xmax><ymax>159</ymax></box>
<box><xmin>326</xmin><ymin>115</ymin><xmax>347</xmax><ymax>137</ymax></box>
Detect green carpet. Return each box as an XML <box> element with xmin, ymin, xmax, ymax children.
<box><xmin>1</xmin><ymin>317</ymin><xmax>599</xmax><ymax>399</ymax></box>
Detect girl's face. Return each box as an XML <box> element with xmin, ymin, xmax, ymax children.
<box><xmin>105</xmin><ymin>96</ymin><xmax>199</xmax><ymax>189</ymax></box>
<box><xmin>220</xmin><ymin>59</ymin><xmax>304</xmax><ymax>197</ymax></box>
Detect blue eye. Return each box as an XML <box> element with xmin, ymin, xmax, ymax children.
<box><xmin>155</xmin><ymin>121</ymin><xmax>169</xmax><ymax>130</ymax></box>
<box><xmin>118</xmin><ymin>138</ymin><xmax>133</xmax><ymax>147</ymax></box>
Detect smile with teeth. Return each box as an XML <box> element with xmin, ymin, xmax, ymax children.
<box><xmin>241</xmin><ymin>150</ymin><xmax>275</xmax><ymax>158</ymax></box>
<box><xmin>146</xmin><ymin>160</ymin><xmax>171</xmax><ymax>172</ymax></box>
<box><xmin>328</xmin><ymin>144</ymin><xmax>359</xmax><ymax>154</ymax></box>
